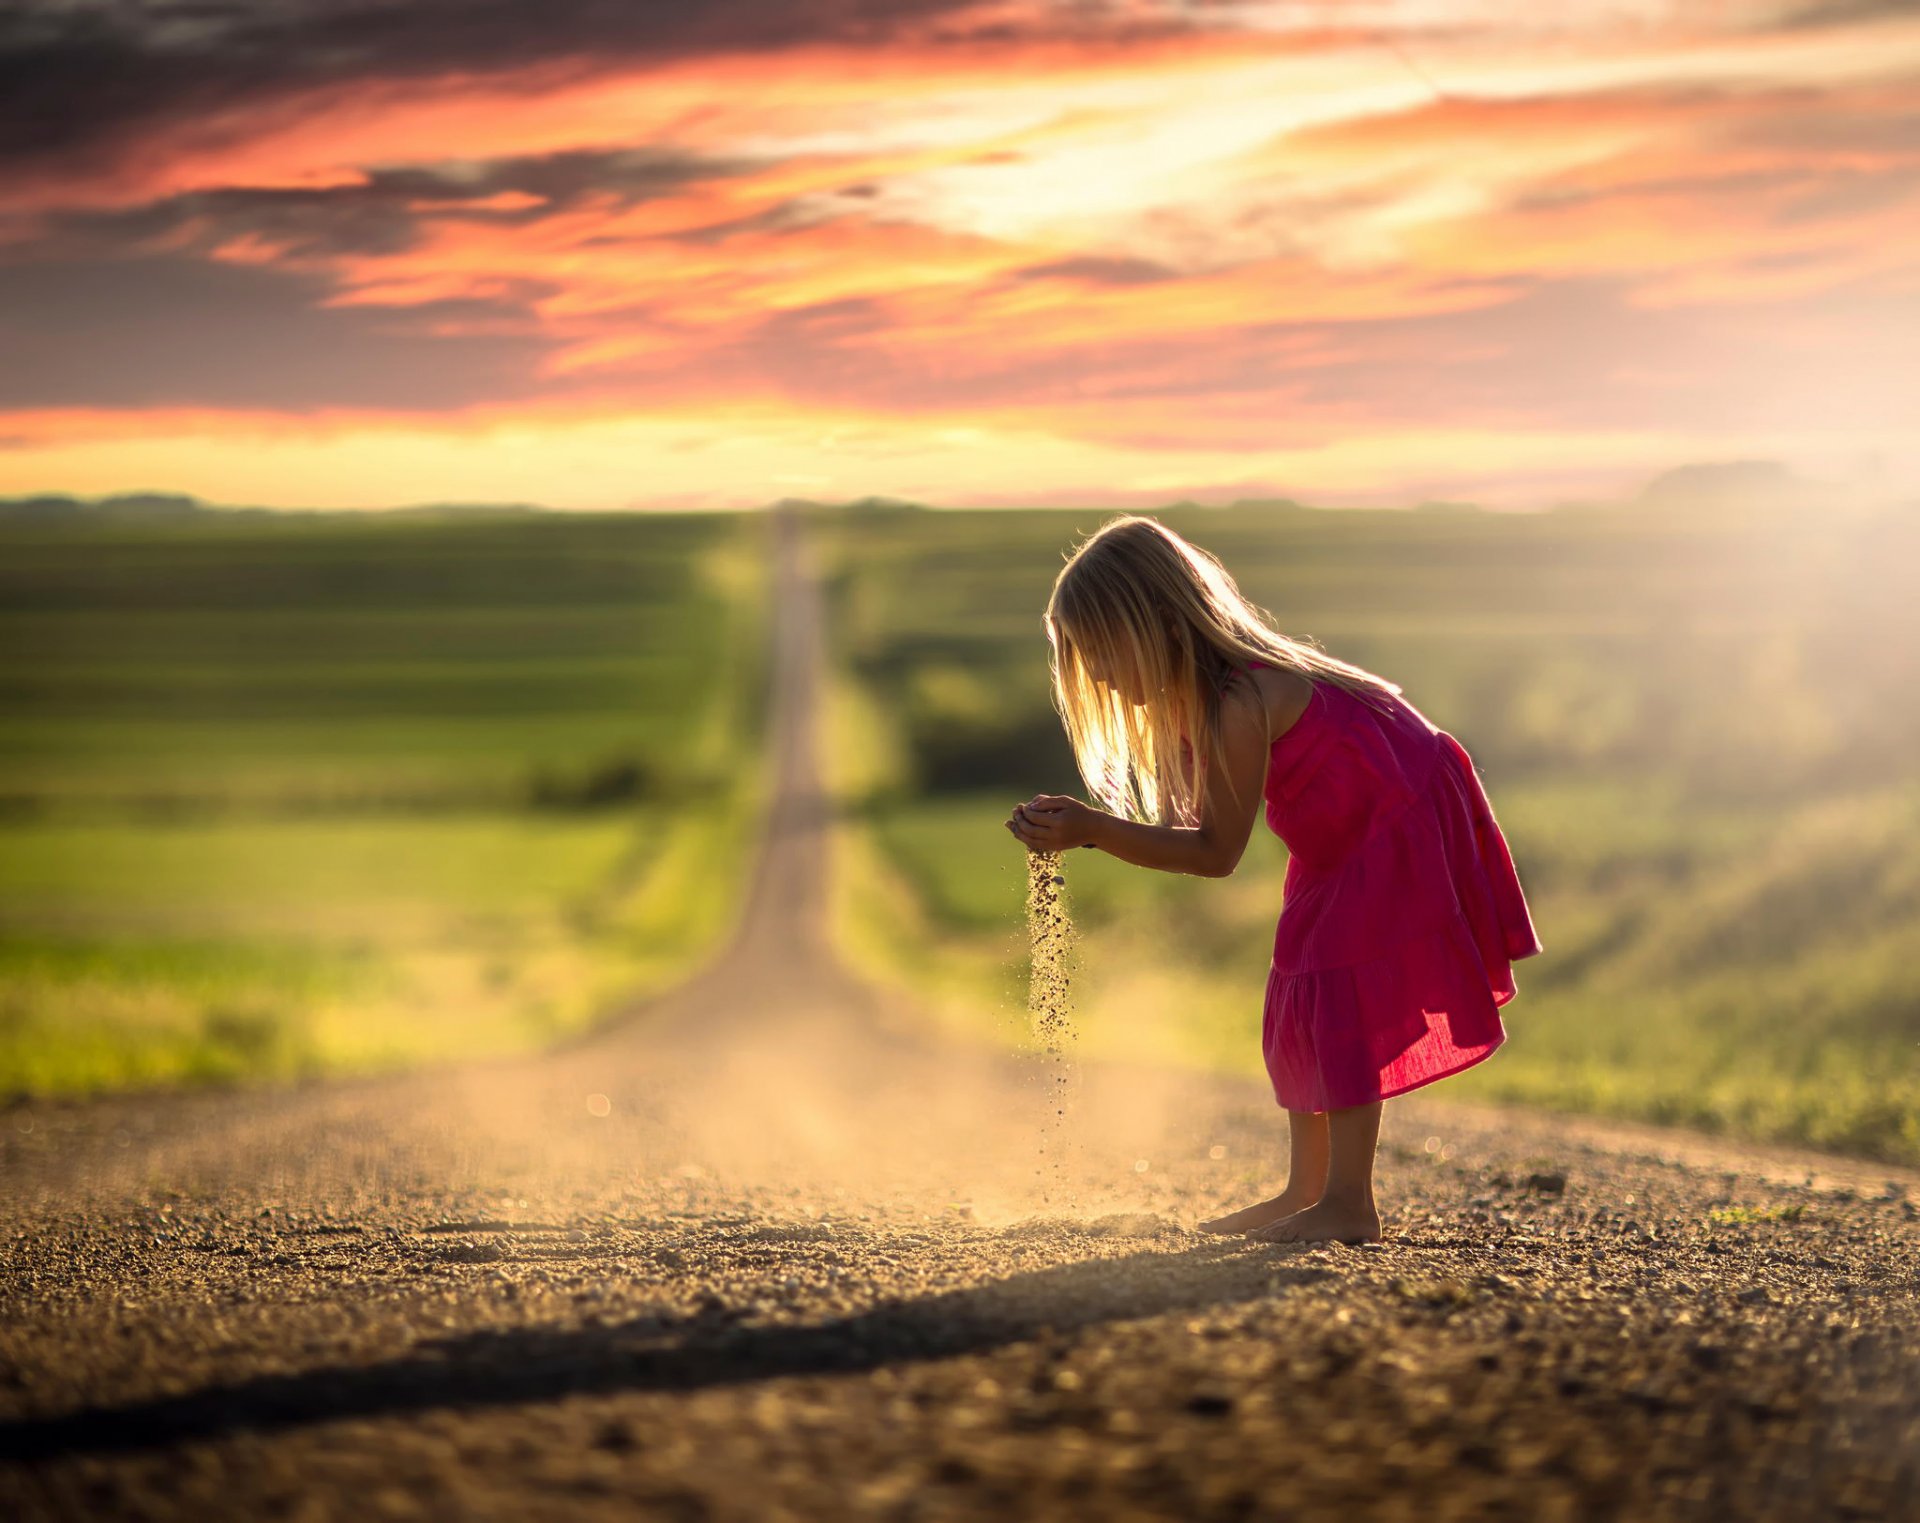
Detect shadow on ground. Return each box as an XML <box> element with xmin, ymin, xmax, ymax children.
<box><xmin>0</xmin><ymin>1241</ymin><xmax>1330</xmax><ymax>1460</ymax></box>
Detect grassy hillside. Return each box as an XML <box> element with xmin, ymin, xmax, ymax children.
<box><xmin>0</xmin><ymin>507</ymin><xmax>770</xmax><ymax>1093</ymax></box>
<box><xmin>810</xmin><ymin>497</ymin><xmax>1920</xmax><ymax>1166</ymax></box>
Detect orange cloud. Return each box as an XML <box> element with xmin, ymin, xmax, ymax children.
<box><xmin>1</xmin><ymin>5</ymin><xmax>1916</xmax><ymax>505</ymax></box>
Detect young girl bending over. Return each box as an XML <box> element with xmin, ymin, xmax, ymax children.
<box><xmin>1006</xmin><ymin>515</ymin><xmax>1543</xmax><ymax>1245</ymax></box>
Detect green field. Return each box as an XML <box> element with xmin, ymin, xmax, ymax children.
<box><xmin>809</xmin><ymin>497</ymin><xmax>1920</xmax><ymax>1166</ymax></box>
<box><xmin>0</xmin><ymin>505</ymin><xmax>770</xmax><ymax>1093</ymax></box>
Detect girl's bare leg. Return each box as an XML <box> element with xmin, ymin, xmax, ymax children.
<box><xmin>1198</xmin><ymin>1109</ymin><xmax>1329</xmax><ymax>1234</ymax></box>
<box><xmin>1250</xmin><ymin>1100</ymin><xmax>1383</xmax><ymax>1243</ymax></box>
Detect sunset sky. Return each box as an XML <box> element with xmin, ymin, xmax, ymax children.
<box><xmin>1</xmin><ymin>1</ymin><xmax>1916</xmax><ymax>511</ymax></box>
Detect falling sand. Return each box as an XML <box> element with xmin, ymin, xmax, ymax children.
<box><xmin>1025</xmin><ymin>849</ymin><xmax>1077</xmax><ymax>1204</ymax></box>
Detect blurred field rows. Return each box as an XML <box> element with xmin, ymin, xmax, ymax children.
<box><xmin>0</xmin><ymin>508</ymin><xmax>771</xmax><ymax>1093</ymax></box>
<box><xmin>809</xmin><ymin>497</ymin><xmax>1920</xmax><ymax>1166</ymax></box>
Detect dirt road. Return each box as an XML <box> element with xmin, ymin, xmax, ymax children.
<box><xmin>4</xmin><ymin>508</ymin><xmax>1917</xmax><ymax>1522</ymax></box>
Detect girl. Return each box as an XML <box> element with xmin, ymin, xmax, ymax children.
<box><xmin>1005</xmin><ymin>515</ymin><xmax>1543</xmax><ymax>1245</ymax></box>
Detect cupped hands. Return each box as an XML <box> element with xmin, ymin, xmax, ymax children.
<box><xmin>1005</xmin><ymin>794</ymin><xmax>1103</xmax><ymax>852</ymax></box>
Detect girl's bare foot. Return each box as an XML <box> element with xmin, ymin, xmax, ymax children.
<box><xmin>1197</xmin><ymin>1186</ymin><xmax>1319</xmax><ymax>1235</ymax></box>
<box><xmin>1248</xmin><ymin>1196</ymin><xmax>1381</xmax><ymax>1245</ymax></box>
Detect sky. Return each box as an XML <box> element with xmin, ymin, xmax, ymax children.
<box><xmin>0</xmin><ymin>0</ymin><xmax>1916</xmax><ymax>511</ymax></box>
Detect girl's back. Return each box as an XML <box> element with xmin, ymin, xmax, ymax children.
<box><xmin>1243</xmin><ymin>658</ymin><xmax>1462</xmax><ymax>872</ymax></box>
<box><xmin>1236</xmin><ymin>656</ymin><xmax>1542</xmax><ymax>1111</ymax></box>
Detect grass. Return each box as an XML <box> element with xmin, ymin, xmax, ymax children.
<box><xmin>0</xmin><ymin>505</ymin><xmax>770</xmax><ymax>1095</ymax></box>
<box><xmin>809</xmin><ymin>498</ymin><xmax>1920</xmax><ymax>1167</ymax></box>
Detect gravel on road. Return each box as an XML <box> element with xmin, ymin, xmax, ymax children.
<box><xmin>3</xmin><ymin>987</ymin><xmax>1917</xmax><ymax>1523</ymax></box>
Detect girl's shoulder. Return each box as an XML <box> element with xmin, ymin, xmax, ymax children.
<box><xmin>1229</xmin><ymin>659</ymin><xmax>1315</xmax><ymax>745</ymax></box>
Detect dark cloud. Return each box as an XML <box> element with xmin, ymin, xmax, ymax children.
<box><xmin>1772</xmin><ymin>163</ymin><xmax>1920</xmax><ymax>225</ymax></box>
<box><xmin>658</xmin><ymin>198</ymin><xmax>848</xmax><ymax>247</ymax></box>
<box><xmin>1251</xmin><ymin>273</ymin><xmax>1920</xmax><ymax>438</ymax></box>
<box><xmin>10</xmin><ymin>145</ymin><xmax>762</xmax><ymax>264</ymax></box>
<box><xmin>574</xmin><ymin>282</ymin><xmax>1360</xmax><ymax>420</ymax></box>
<box><xmin>1767</xmin><ymin>0</ymin><xmax>1920</xmax><ymax>30</ymax></box>
<box><xmin>0</xmin><ymin>1</ymin><xmax>1201</xmax><ymax>185</ymax></box>
<box><xmin>1014</xmin><ymin>255</ymin><xmax>1178</xmax><ymax>285</ymax></box>
<box><xmin>0</xmin><ymin>250</ymin><xmax>559</xmax><ymax>409</ymax></box>
<box><xmin>574</xmin><ymin>269</ymin><xmax>1917</xmax><ymax>444</ymax></box>
<box><xmin>1492</xmin><ymin>96</ymin><xmax>1920</xmax><ymax>228</ymax></box>
<box><xmin>1728</xmin><ymin>95</ymin><xmax>1920</xmax><ymax>159</ymax></box>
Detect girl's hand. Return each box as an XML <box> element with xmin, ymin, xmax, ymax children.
<box><xmin>1005</xmin><ymin>794</ymin><xmax>1102</xmax><ymax>852</ymax></box>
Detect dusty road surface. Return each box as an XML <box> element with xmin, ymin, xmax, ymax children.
<box><xmin>4</xmin><ymin>510</ymin><xmax>1918</xmax><ymax>1523</ymax></box>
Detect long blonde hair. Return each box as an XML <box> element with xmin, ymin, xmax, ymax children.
<box><xmin>1044</xmin><ymin>515</ymin><xmax>1402</xmax><ymax>826</ymax></box>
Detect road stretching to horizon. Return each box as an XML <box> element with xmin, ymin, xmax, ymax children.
<box><xmin>3</xmin><ymin>506</ymin><xmax>1917</xmax><ymax>1522</ymax></box>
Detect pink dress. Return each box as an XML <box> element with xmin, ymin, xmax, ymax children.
<box><xmin>1246</xmin><ymin>660</ymin><xmax>1544</xmax><ymax>1112</ymax></box>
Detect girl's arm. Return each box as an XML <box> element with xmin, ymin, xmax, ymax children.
<box><xmin>1007</xmin><ymin>681</ymin><xmax>1269</xmax><ymax>877</ymax></box>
